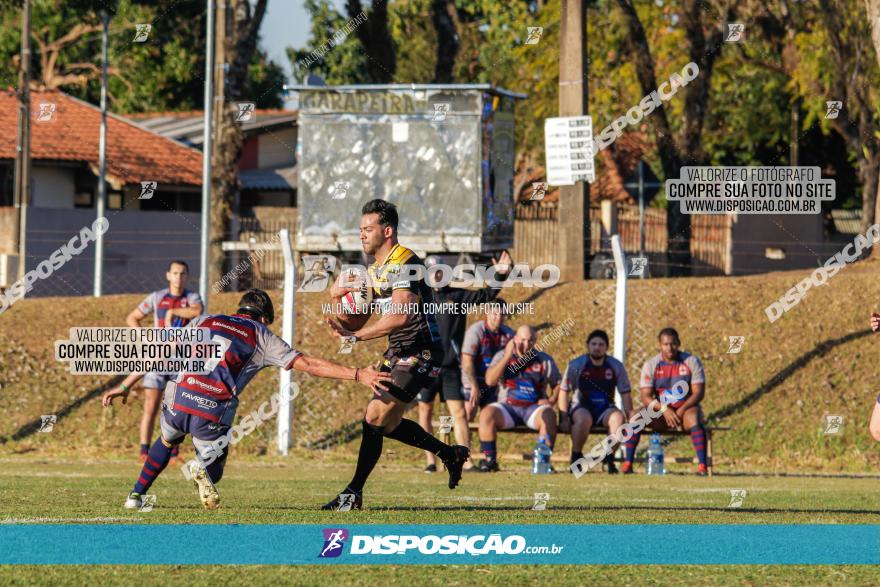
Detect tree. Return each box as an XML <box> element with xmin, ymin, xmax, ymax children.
<box><xmin>614</xmin><ymin>0</ymin><xmax>739</xmax><ymax>276</ymax></box>
<box><xmin>346</xmin><ymin>0</ymin><xmax>396</xmax><ymax>82</ymax></box>
<box><xmin>208</xmin><ymin>0</ymin><xmax>270</xmax><ymax>286</ymax></box>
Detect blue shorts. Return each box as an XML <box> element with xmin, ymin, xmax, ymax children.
<box><xmin>570</xmin><ymin>403</ymin><xmax>617</xmax><ymax>426</ymax></box>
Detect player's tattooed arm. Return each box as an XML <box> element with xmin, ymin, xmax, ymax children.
<box><xmin>461</xmin><ymin>353</ymin><xmax>480</xmax><ymax>412</ymax></box>
<box><xmin>101</xmin><ymin>372</ymin><xmax>147</xmax><ymax>406</ymax></box>
<box><xmin>557</xmin><ymin>388</ymin><xmax>571</xmax><ymax>432</ymax></box>
<box><xmin>341</xmin><ymin>288</ymin><xmax>413</xmax><ymax>341</ymax></box>
<box><xmin>620</xmin><ymin>388</ymin><xmax>635</xmax><ymax>417</ymax></box>
<box><xmin>485</xmin><ymin>340</ymin><xmax>515</xmax><ymax>387</ymax></box>
<box><xmin>292</xmin><ymin>355</ymin><xmax>391</xmax><ymax>392</ymax></box>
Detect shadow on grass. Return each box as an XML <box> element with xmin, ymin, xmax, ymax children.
<box><xmin>707</xmin><ymin>328</ymin><xmax>872</xmax><ymax>424</ymax></box>
<box><xmin>259</xmin><ymin>504</ymin><xmax>880</xmax><ymax>516</ymax></box>
<box><xmin>0</xmin><ymin>375</ymin><xmax>123</xmax><ymax>445</ymax></box>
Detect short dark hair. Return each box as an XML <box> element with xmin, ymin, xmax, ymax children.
<box><xmin>658</xmin><ymin>327</ymin><xmax>679</xmax><ymax>341</ymax></box>
<box><xmin>237</xmin><ymin>288</ymin><xmax>275</xmax><ymax>325</ymax></box>
<box><xmin>362</xmin><ymin>199</ymin><xmax>398</xmax><ymax>230</ymax></box>
<box><xmin>586</xmin><ymin>329</ymin><xmax>609</xmax><ymax>346</ymax></box>
<box><xmin>168</xmin><ymin>260</ymin><xmax>189</xmax><ymax>272</ymax></box>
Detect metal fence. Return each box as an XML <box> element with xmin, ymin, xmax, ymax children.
<box><xmin>513</xmin><ymin>203</ymin><xmax>731</xmax><ymax>276</ymax></box>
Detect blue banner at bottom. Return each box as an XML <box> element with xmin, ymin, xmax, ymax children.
<box><xmin>0</xmin><ymin>525</ymin><xmax>877</xmax><ymax>565</ymax></box>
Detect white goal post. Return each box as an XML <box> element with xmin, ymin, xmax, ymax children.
<box><xmin>219</xmin><ymin>230</ymin><xmax>296</xmax><ymax>455</ymax></box>
<box><xmin>611</xmin><ymin>234</ymin><xmax>628</xmax><ymax>412</ymax></box>
<box><xmin>278</xmin><ymin>229</ymin><xmax>295</xmax><ymax>455</ymax></box>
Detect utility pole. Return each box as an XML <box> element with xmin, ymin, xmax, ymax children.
<box><xmin>14</xmin><ymin>0</ymin><xmax>31</xmax><ymax>282</ymax></box>
<box><xmin>199</xmin><ymin>0</ymin><xmax>217</xmax><ymax>307</ymax></box>
<box><xmin>93</xmin><ymin>10</ymin><xmax>110</xmax><ymax>297</ymax></box>
<box><xmin>557</xmin><ymin>0</ymin><xmax>589</xmax><ymax>280</ymax></box>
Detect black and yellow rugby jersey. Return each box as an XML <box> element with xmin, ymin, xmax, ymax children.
<box><xmin>368</xmin><ymin>243</ymin><xmax>443</xmax><ymax>359</ymax></box>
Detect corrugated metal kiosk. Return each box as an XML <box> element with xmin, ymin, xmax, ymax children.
<box><xmin>291</xmin><ymin>84</ymin><xmax>526</xmax><ymax>256</ymax></box>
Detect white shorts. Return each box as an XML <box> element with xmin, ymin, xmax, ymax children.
<box><xmin>493</xmin><ymin>402</ymin><xmax>551</xmax><ymax>431</ymax></box>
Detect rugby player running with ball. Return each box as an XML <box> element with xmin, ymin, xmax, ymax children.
<box><xmin>323</xmin><ymin>199</ymin><xmax>470</xmax><ymax>510</ymax></box>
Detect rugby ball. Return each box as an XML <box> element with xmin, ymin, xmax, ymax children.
<box><xmin>339</xmin><ymin>268</ymin><xmax>372</xmax><ymax>314</ymax></box>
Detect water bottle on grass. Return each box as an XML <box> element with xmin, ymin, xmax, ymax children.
<box><xmin>646</xmin><ymin>433</ymin><xmax>665</xmax><ymax>475</ymax></box>
<box><xmin>532</xmin><ymin>436</ymin><xmax>552</xmax><ymax>474</ymax></box>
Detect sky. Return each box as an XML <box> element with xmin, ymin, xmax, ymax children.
<box><xmin>260</xmin><ymin>0</ymin><xmax>348</xmax><ymax>85</ymax></box>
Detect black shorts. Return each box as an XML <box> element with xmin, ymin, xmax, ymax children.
<box><xmin>379</xmin><ymin>350</ymin><xmax>441</xmax><ymax>404</ymax></box>
<box><xmin>418</xmin><ymin>366</ymin><xmax>465</xmax><ymax>403</ymax></box>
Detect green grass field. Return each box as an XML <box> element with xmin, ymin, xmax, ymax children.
<box><xmin>1</xmin><ymin>456</ymin><xmax>879</xmax><ymax>584</ymax></box>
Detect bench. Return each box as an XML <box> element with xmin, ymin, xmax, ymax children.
<box><xmin>433</xmin><ymin>420</ymin><xmax>729</xmax><ymax>477</ymax></box>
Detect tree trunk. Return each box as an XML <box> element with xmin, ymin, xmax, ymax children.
<box><xmin>864</xmin><ymin>0</ymin><xmax>880</xmax><ymax>255</ymax></box>
<box><xmin>347</xmin><ymin>0</ymin><xmax>396</xmax><ymax>82</ymax></box>
<box><xmin>432</xmin><ymin>0</ymin><xmax>459</xmax><ymax>83</ymax></box>
<box><xmin>208</xmin><ymin>0</ymin><xmax>268</xmax><ymax>286</ymax></box>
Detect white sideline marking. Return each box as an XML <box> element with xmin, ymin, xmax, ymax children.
<box><xmin>0</xmin><ymin>517</ymin><xmax>130</xmax><ymax>524</ymax></box>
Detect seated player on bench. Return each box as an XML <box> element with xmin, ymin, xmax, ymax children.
<box><xmin>621</xmin><ymin>327</ymin><xmax>709</xmax><ymax>476</ymax></box>
<box><xmin>557</xmin><ymin>329</ymin><xmax>633</xmax><ymax>474</ymax></box>
<box><xmin>475</xmin><ymin>325</ymin><xmax>561</xmax><ymax>472</ymax></box>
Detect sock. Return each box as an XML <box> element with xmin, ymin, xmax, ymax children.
<box><xmin>690</xmin><ymin>425</ymin><xmax>707</xmax><ymax>466</ymax></box>
<box><xmin>571</xmin><ymin>451</ymin><xmax>584</xmax><ymax>463</ymax></box>
<box><xmin>623</xmin><ymin>432</ymin><xmax>641</xmax><ymax>464</ymax></box>
<box><xmin>480</xmin><ymin>440</ymin><xmax>497</xmax><ymax>462</ymax></box>
<box><xmin>347</xmin><ymin>420</ymin><xmax>385</xmax><ymax>494</ymax></box>
<box><xmin>133</xmin><ymin>438</ymin><xmax>174</xmax><ymax>494</ymax></box>
<box><xmin>384</xmin><ymin>419</ymin><xmax>453</xmax><ymax>461</ymax></box>
<box><xmin>139</xmin><ymin>443</ymin><xmax>149</xmax><ymax>455</ymax></box>
<box><xmin>170</xmin><ymin>444</ymin><xmax>180</xmax><ymax>458</ymax></box>
<box><xmin>602</xmin><ymin>452</ymin><xmax>614</xmax><ymax>464</ymax></box>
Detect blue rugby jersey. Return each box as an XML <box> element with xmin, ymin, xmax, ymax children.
<box><xmin>137</xmin><ymin>288</ymin><xmax>203</xmax><ymax>328</ymax></box>
<box><xmin>490</xmin><ymin>350</ymin><xmax>560</xmax><ymax>407</ymax></box>
<box><xmin>639</xmin><ymin>352</ymin><xmax>705</xmax><ymax>409</ymax></box>
<box><xmin>170</xmin><ymin>313</ymin><xmax>301</xmax><ymax>424</ymax></box>
<box><xmin>560</xmin><ymin>354</ymin><xmax>631</xmax><ymax>413</ymax></box>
